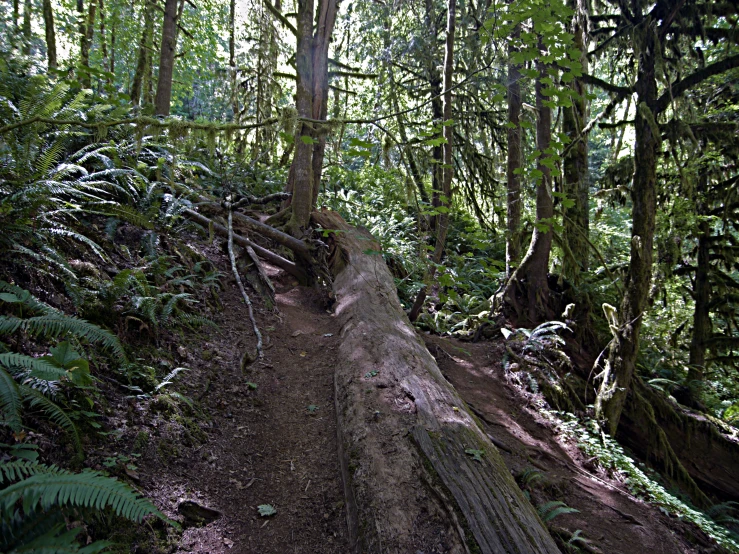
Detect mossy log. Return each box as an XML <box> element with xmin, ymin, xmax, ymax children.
<box><xmin>313</xmin><ymin>208</ymin><xmax>560</xmax><ymax>554</ymax></box>
<box><xmin>619</xmin><ymin>378</ymin><xmax>739</xmax><ymax>504</ymax></box>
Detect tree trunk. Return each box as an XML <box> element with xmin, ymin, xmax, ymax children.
<box><xmin>22</xmin><ymin>0</ymin><xmax>31</xmax><ymax>55</ymax></box>
<box><xmin>154</xmin><ymin>0</ymin><xmax>179</xmax><ymax>116</ymax></box>
<box><xmin>505</xmin><ymin>21</ymin><xmax>522</xmax><ymax>276</ymax></box>
<box><xmin>109</xmin><ymin>17</ymin><xmax>115</xmax><ymax>74</ymax></box>
<box><xmin>409</xmin><ymin>0</ymin><xmax>456</xmax><ymax>323</ymax></box>
<box><xmin>98</xmin><ymin>0</ymin><xmax>109</xmax><ymax>85</ymax></box>
<box><xmin>13</xmin><ymin>0</ymin><xmax>19</xmax><ymax>38</ymax></box>
<box><xmin>562</xmin><ymin>0</ymin><xmax>589</xmax><ymax>281</ymax></box>
<box><xmin>499</xmin><ymin>41</ymin><xmax>553</xmax><ymax>325</ymax></box>
<box><xmin>131</xmin><ymin>0</ymin><xmax>155</xmax><ymax>108</ymax></box>
<box><xmin>595</xmin><ymin>21</ymin><xmax>659</xmax><ymax>436</ymax></box>
<box><xmin>423</xmin><ymin>0</ymin><xmax>444</xmax><ymax>232</ymax></box>
<box><xmin>309</xmin><ymin>0</ymin><xmax>338</xmax><ymax>206</ymax></box>
<box><xmin>229</xmin><ymin>0</ymin><xmax>238</xmax><ymax>119</ymax></box>
<box><xmin>79</xmin><ymin>0</ymin><xmax>96</xmax><ymax>87</ymax></box>
<box><xmin>285</xmin><ymin>0</ymin><xmax>338</xmax><ymax>237</ymax></box>
<box><xmin>312</xmin><ymin>209</ymin><xmax>561</xmax><ymax>554</ymax></box>
<box><xmin>42</xmin><ymin>0</ymin><xmax>57</xmax><ymax>70</ymax></box>
<box><xmin>688</xmin><ymin>172</ymin><xmax>711</xmax><ymax>389</ymax></box>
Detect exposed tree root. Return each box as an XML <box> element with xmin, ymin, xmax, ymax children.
<box><xmin>226</xmin><ymin>200</ymin><xmax>262</xmax><ymax>366</ymax></box>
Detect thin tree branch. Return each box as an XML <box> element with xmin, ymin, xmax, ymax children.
<box><xmin>581</xmin><ymin>73</ymin><xmax>633</xmax><ymax>95</ymax></box>
<box><xmin>262</xmin><ymin>0</ymin><xmax>296</xmax><ymax>35</ymax></box>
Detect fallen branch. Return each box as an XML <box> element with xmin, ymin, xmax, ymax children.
<box><xmin>183</xmin><ymin>208</ymin><xmax>307</xmax><ymax>282</ymax></box>
<box><xmin>198</xmin><ymin>201</ymin><xmax>312</xmax><ymax>261</ymax></box>
<box><xmin>227</xmin><ymin>199</ymin><xmax>262</xmax><ymax>365</ymax></box>
<box><xmin>232</xmin><ymin>192</ymin><xmax>291</xmax><ymax>208</ymax></box>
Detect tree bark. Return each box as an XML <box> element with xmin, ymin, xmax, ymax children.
<box><xmin>687</xmin><ymin>178</ymin><xmax>711</xmax><ymax>388</ymax></box>
<box><xmin>42</xmin><ymin>0</ymin><xmax>57</xmax><ymax>70</ymax></box>
<box><xmin>154</xmin><ymin>0</ymin><xmax>179</xmax><ymax>115</ymax></box>
<box><xmin>595</xmin><ymin>20</ymin><xmax>659</xmax><ymax>436</ymax></box>
<box><xmin>229</xmin><ymin>0</ymin><xmax>238</xmax><ymax>119</ymax></box>
<box><xmin>131</xmin><ymin>0</ymin><xmax>155</xmax><ymax>108</ymax></box>
<box><xmin>22</xmin><ymin>0</ymin><xmax>31</xmax><ymax>55</ymax></box>
<box><xmin>79</xmin><ymin>0</ymin><xmax>96</xmax><ymax>88</ymax></box>
<box><xmin>284</xmin><ymin>0</ymin><xmax>339</xmax><ymax>237</ymax></box>
<box><xmin>313</xmin><ymin>208</ymin><xmax>561</xmax><ymax>554</ymax></box>
<box><xmin>505</xmin><ymin>21</ymin><xmax>522</xmax><ymax>276</ymax></box>
<box><xmin>98</xmin><ymin>0</ymin><xmax>109</xmax><ymax>85</ymax></box>
<box><xmin>499</xmin><ymin>40</ymin><xmax>553</xmax><ymax>325</ymax></box>
<box><xmin>409</xmin><ymin>0</ymin><xmax>455</xmax><ymax>323</ymax></box>
<box><xmin>562</xmin><ymin>0</ymin><xmax>589</xmax><ymax>281</ymax></box>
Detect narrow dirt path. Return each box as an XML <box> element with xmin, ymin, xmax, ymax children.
<box><xmin>144</xmin><ymin>257</ymin><xmax>348</xmax><ymax>553</ymax></box>
<box><xmin>423</xmin><ymin>334</ymin><xmax>718</xmax><ymax>554</ymax></box>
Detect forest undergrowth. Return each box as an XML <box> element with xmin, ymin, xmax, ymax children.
<box><xmin>1</xmin><ymin>50</ymin><xmax>739</xmax><ymax>553</ymax></box>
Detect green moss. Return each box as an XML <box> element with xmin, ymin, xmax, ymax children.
<box><xmin>156</xmin><ymin>438</ymin><xmax>180</xmax><ymax>462</ymax></box>
<box><xmin>132</xmin><ymin>431</ymin><xmax>150</xmax><ymax>453</ymax></box>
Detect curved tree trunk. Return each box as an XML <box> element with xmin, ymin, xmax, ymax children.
<box><xmin>561</xmin><ymin>0</ymin><xmax>589</xmax><ymax>282</ymax></box>
<box><xmin>595</xmin><ymin>21</ymin><xmax>658</xmax><ymax>436</ymax></box>
<box><xmin>313</xmin><ymin>208</ymin><xmax>560</xmax><ymax>554</ymax></box>
<box><xmin>499</xmin><ymin>42</ymin><xmax>553</xmax><ymax>325</ymax></box>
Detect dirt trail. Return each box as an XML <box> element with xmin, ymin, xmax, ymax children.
<box><xmin>423</xmin><ymin>334</ymin><xmax>717</xmax><ymax>554</ymax></box>
<box><xmin>134</xmin><ymin>240</ymin><xmax>718</xmax><ymax>554</ymax></box>
<box><xmin>143</xmin><ymin>257</ymin><xmax>348</xmax><ymax>553</ymax></box>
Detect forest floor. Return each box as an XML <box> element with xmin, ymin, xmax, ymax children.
<box><xmin>111</xmin><ymin>235</ymin><xmax>721</xmax><ymax>554</ymax></box>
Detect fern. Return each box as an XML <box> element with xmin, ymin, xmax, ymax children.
<box><xmin>0</xmin><ymin>366</ymin><xmax>22</xmax><ymax>432</ymax></box>
<box><xmin>537</xmin><ymin>500</ymin><xmax>579</xmax><ymax>523</ymax></box>
<box><xmin>0</xmin><ymin>460</ymin><xmax>61</xmax><ymax>483</ymax></box>
<box><xmin>154</xmin><ymin>367</ymin><xmax>189</xmax><ymax>392</ymax></box>
<box><xmin>20</xmin><ymin>387</ymin><xmax>83</xmax><ymax>458</ymax></box>
<box><xmin>0</xmin><ymin>353</ymin><xmax>63</xmax><ymax>379</ymax></box>
<box><xmin>0</xmin><ymin>315</ymin><xmax>124</xmax><ymax>359</ymax></box>
<box><xmin>6</xmin><ymin>523</ymin><xmax>111</xmax><ymax>553</ymax></box>
<box><xmin>0</xmin><ymin>469</ymin><xmax>173</xmax><ymax>525</ymax></box>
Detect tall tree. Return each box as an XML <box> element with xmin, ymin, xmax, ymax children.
<box><xmin>42</xmin><ymin>0</ymin><xmax>57</xmax><ymax>70</ymax></box>
<box><xmin>131</xmin><ymin>0</ymin><xmax>156</xmax><ymax>108</ymax></box>
<box><xmin>505</xmin><ymin>18</ymin><xmax>522</xmax><ymax>276</ymax></box>
<box><xmin>561</xmin><ymin>0</ymin><xmax>589</xmax><ymax>281</ymax></box>
<box><xmin>593</xmin><ymin>1</ymin><xmax>739</xmax><ymax>435</ymax></box>
<box><xmin>79</xmin><ymin>0</ymin><xmax>97</xmax><ymax>87</ymax></box>
<box><xmin>281</xmin><ymin>0</ymin><xmax>339</xmax><ymax>237</ymax></box>
<box><xmin>154</xmin><ymin>0</ymin><xmax>185</xmax><ymax>115</ymax></box>
<box><xmin>21</xmin><ymin>0</ymin><xmax>31</xmax><ymax>55</ymax></box>
<box><xmin>409</xmin><ymin>0</ymin><xmax>456</xmax><ymax>322</ymax></box>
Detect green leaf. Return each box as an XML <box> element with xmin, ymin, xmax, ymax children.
<box><xmin>299</xmin><ymin>135</ymin><xmax>317</xmax><ymax>145</ymax></box>
<box><xmin>257</xmin><ymin>504</ymin><xmax>277</xmax><ymax>517</ymax></box>
<box><xmin>465</xmin><ymin>449</ymin><xmax>484</xmax><ymax>463</ymax></box>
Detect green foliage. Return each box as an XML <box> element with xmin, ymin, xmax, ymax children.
<box><xmin>555</xmin><ymin>412</ymin><xmax>739</xmax><ymax>552</ymax></box>
<box><xmin>257</xmin><ymin>504</ymin><xmax>277</xmax><ymax>517</ymax></box>
<box><xmin>537</xmin><ymin>500</ymin><xmax>579</xmax><ymax>523</ymax></box>
<box><xmin>0</xmin><ymin>457</ymin><xmax>175</xmax><ymax>553</ymax></box>
<box><xmin>0</xmin><ymin>286</ymin><xmax>121</xmax><ymax>456</ymax></box>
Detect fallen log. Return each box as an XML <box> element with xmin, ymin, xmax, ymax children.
<box><xmin>183</xmin><ymin>209</ymin><xmax>307</xmax><ymax>283</ymax></box>
<box><xmin>619</xmin><ymin>378</ymin><xmax>739</xmax><ymax>504</ymax></box>
<box><xmin>313</xmin><ymin>208</ymin><xmax>560</xmax><ymax>554</ymax></box>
